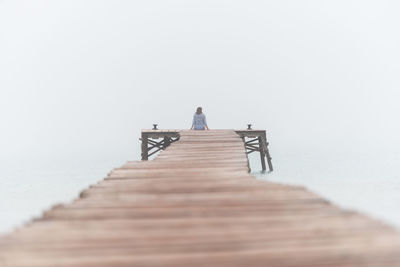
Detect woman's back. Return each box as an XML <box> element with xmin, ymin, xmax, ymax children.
<box><xmin>191</xmin><ymin>107</ymin><xmax>209</xmax><ymax>130</ymax></box>
<box><xmin>193</xmin><ymin>113</ymin><xmax>207</xmax><ymax>130</ymax></box>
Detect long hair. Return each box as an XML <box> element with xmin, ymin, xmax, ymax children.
<box><xmin>196</xmin><ymin>107</ymin><xmax>202</xmax><ymax>115</ymax></box>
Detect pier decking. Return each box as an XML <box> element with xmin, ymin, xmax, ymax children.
<box><xmin>1</xmin><ymin>130</ymin><xmax>400</xmax><ymax>266</ymax></box>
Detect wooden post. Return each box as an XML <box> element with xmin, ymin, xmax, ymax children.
<box><xmin>235</xmin><ymin>130</ymin><xmax>273</xmax><ymax>172</ymax></box>
<box><xmin>263</xmin><ymin>131</ymin><xmax>273</xmax><ymax>172</ymax></box>
<box><xmin>141</xmin><ymin>133</ymin><xmax>149</xmax><ymax>160</ymax></box>
<box><xmin>163</xmin><ymin>136</ymin><xmax>171</xmax><ymax>149</ymax></box>
<box><xmin>258</xmin><ymin>136</ymin><xmax>267</xmax><ymax>171</ymax></box>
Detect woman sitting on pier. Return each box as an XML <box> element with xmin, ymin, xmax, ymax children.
<box><xmin>191</xmin><ymin>107</ymin><xmax>209</xmax><ymax>130</ymax></box>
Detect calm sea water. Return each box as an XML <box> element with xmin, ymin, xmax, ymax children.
<box><xmin>0</xmin><ymin>157</ymin><xmax>124</xmax><ymax>234</ymax></box>
<box><xmin>253</xmin><ymin>149</ymin><xmax>400</xmax><ymax>229</ymax></box>
<box><xmin>1</xmin><ymin>149</ymin><xmax>400</xmax><ymax>234</ymax></box>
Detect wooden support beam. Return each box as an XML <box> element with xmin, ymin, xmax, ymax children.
<box><xmin>147</xmin><ymin>139</ymin><xmax>166</xmax><ymax>151</ymax></box>
<box><xmin>141</xmin><ymin>130</ymin><xmax>180</xmax><ymax>160</ymax></box>
<box><xmin>245</xmin><ymin>138</ymin><xmax>259</xmax><ymax>145</ymax></box>
<box><xmin>258</xmin><ymin>136</ymin><xmax>267</xmax><ymax>171</ymax></box>
<box><xmin>148</xmin><ymin>147</ymin><xmax>164</xmax><ymax>157</ymax></box>
<box><xmin>235</xmin><ymin>130</ymin><xmax>273</xmax><ymax>172</ymax></box>
<box><xmin>141</xmin><ymin>134</ymin><xmax>148</xmax><ymax>160</ymax></box>
<box><xmin>246</xmin><ymin>149</ymin><xmax>258</xmax><ymax>154</ymax></box>
<box><xmin>264</xmin><ymin>134</ymin><xmax>273</xmax><ymax>172</ymax></box>
<box><xmin>245</xmin><ymin>143</ymin><xmax>261</xmax><ymax>152</ymax></box>
<box><xmin>163</xmin><ymin>136</ymin><xmax>171</xmax><ymax>149</ymax></box>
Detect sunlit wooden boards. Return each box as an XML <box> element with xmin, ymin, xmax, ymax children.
<box><xmin>1</xmin><ymin>130</ymin><xmax>400</xmax><ymax>266</ymax></box>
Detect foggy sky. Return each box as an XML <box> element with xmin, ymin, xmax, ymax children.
<box><xmin>1</xmin><ymin>0</ymin><xmax>400</xmax><ymax>163</ymax></box>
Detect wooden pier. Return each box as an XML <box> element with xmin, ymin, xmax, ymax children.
<box><xmin>1</xmin><ymin>130</ymin><xmax>400</xmax><ymax>266</ymax></box>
